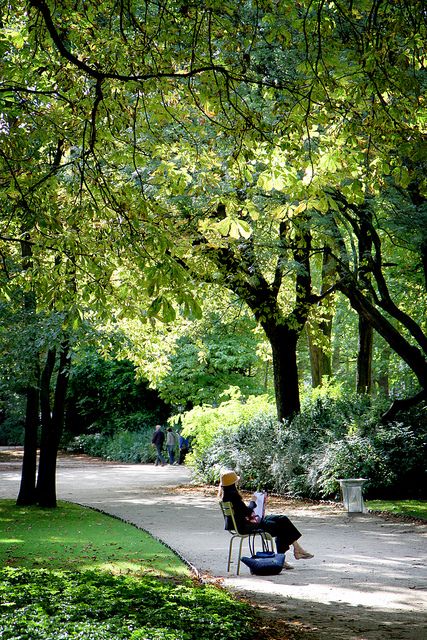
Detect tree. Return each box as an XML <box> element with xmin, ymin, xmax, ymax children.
<box><xmin>306</xmin><ymin>250</ymin><xmax>336</xmax><ymax>387</ymax></box>
<box><xmin>2</xmin><ymin>0</ymin><xmax>426</xmax><ymax>437</ymax></box>
<box><xmin>326</xmin><ymin>189</ymin><xmax>427</xmax><ymax>418</ymax></box>
<box><xmin>157</xmin><ymin>309</ymin><xmax>268</xmax><ymax>408</ymax></box>
<box><xmin>65</xmin><ymin>351</ymin><xmax>170</xmax><ymax>436</ymax></box>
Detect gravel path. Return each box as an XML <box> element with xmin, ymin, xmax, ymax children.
<box><xmin>1</xmin><ymin>449</ymin><xmax>426</xmax><ymax>640</ymax></box>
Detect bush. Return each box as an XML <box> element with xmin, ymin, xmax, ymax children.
<box><xmin>176</xmin><ymin>388</ymin><xmax>273</xmax><ymax>464</ymax></box>
<box><xmin>0</xmin><ymin>415</ymin><xmax>25</xmax><ymax>446</ymax></box>
<box><xmin>190</xmin><ymin>411</ymin><xmax>279</xmax><ymax>488</ymax></box>
<box><xmin>67</xmin><ymin>429</ymin><xmax>156</xmax><ymax>464</ymax></box>
<box><xmin>190</xmin><ymin>393</ymin><xmax>426</xmax><ymax>500</ymax></box>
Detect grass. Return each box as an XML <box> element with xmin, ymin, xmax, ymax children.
<box><xmin>0</xmin><ymin>499</ymin><xmax>187</xmax><ymax>578</ymax></box>
<box><xmin>0</xmin><ymin>499</ymin><xmax>257</xmax><ymax>640</ymax></box>
<box><xmin>365</xmin><ymin>499</ymin><xmax>427</xmax><ymax>521</ymax></box>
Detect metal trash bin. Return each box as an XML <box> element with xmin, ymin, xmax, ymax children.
<box><xmin>338</xmin><ymin>478</ymin><xmax>368</xmax><ymax>513</ymax></box>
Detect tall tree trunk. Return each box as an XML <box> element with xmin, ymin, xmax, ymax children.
<box><xmin>265</xmin><ymin>324</ymin><xmax>300</xmax><ymax>421</ymax></box>
<box><xmin>16</xmin><ymin>380</ymin><xmax>40</xmax><ymax>505</ymax></box>
<box><xmin>36</xmin><ymin>340</ymin><xmax>70</xmax><ymax>508</ymax></box>
<box><xmin>17</xmin><ymin>230</ymin><xmax>39</xmax><ymax>505</ymax></box>
<box><xmin>307</xmin><ymin>327</ymin><xmax>333</xmax><ymax>387</ymax></box>
<box><xmin>307</xmin><ymin>250</ymin><xmax>335</xmax><ymax>387</ymax></box>
<box><xmin>376</xmin><ymin>342</ymin><xmax>391</xmax><ymax>397</ymax></box>
<box><xmin>356</xmin><ymin>316</ymin><xmax>373</xmax><ymax>393</ymax></box>
<box><xmin>356</xmin><ymin>211</ymin><xmax>373</xmax><ymax>394</ymax></box>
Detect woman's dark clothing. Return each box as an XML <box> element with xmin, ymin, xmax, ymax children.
<box><xmin>222</xmin><ymin>485</ymin><xmax>301</xmax><ymax>553</ymax></box>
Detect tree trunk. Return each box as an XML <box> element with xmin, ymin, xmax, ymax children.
<box><xmin>356</xmin><ymin>210</ymin><xmax>373</xmax><ymax>394</ymax></box>
<box><xmin>307</xmin><ymin>250</ymin><xmax>335</xmax><ymax>387</ymax></box>
<box><xmin>265</xmin><ymin>323</ymin><xmax>300</xmax><ymax>421</ymax></box>
<box><xmin>338</xmin><ymin>281</ymin><xmax>427</xmax><ymax>417</ymax></box>
<box><xmin>16</xmin><ymin>381</ymin><xmax>40</xmax><ymax>506</ymax></box>
<box><xmin>307</xmin><ymin>325</ymin><xmax>333</xmax><ymax>388</ymax></box>
<box><xmin>36</xmin><ymin>340</ymin><xmax>70</xmax><ymax>508</ymax></box>
<box><xmin>17</xmin><ymin>230</ymin><xmax>40</xmax><ymax>505</ymax></box>
<box><xmin>356</xmin><ymin>316</ymin><xmax>373</xmax><ymax>393</ymax></box>
<box><xmin>376</xmin><ymin>342</ymin><xmax>391</xmax><ymax>397</ymax></box>
<box><xmin>307</xmin><ymin>328</ymin><xmax>322</xmax><ymax>388</ymax></box>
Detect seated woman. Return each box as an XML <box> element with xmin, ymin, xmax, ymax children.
<box><xmin>219</xmin><ymin>470</ymin><xmax>314</xmax><ymax>569</ymax></box>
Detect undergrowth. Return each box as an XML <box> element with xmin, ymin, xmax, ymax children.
<box><xmin>0</xmin><ymin>567</ymin><xmax>256</xmax><ymax>640</ymax></box>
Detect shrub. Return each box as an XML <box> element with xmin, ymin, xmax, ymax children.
<box><xmin>0</xmin><ymin>414</ymin><xmax>25</xmax><ymax>446</ymax></box>
<box><xmin>191</xmin><ymin>411</ymin><xmax>278</xmax><ymax>488</ymax></box>
<box><xmin>190</xmin><ymin>393</ymin><xmax>426</xmax><ymax>500</ymax></box>
<box><xmin>176</xmin><ymin>388</ymin><xmax>273</xmax><ymax>464</ymax></box>
<box><xmin>67</xmin><ymin>429</ymin><xmax>156</xmax><ymax>463</ymax></box>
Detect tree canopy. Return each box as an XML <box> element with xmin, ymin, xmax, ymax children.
<box><xmin>0</xmin><ymin>0</ymin><xmax>426</xmax><ymax>503</ymax></box>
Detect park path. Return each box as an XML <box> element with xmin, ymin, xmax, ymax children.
<box><xmin>1</xmin><ymin>449</ymin><xmax>426</xmax><ymax>640</ymax></box>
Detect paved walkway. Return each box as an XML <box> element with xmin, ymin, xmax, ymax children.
<box><xmin>1</xmin><ymin>451</ymin><xmax>426</xmax><ymax>640</ymax></box>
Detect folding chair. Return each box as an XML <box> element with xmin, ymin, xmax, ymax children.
<box><xmin>220</xmin><ymin>501</ymin><xmax>274</xmax><ymax>575</ymax></box>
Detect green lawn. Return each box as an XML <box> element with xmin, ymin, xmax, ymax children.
<box><xmin>0</xmin><ymin>499</ymin><xmax>187</xmax><ymax>578</ymax></box>
<box><xmin>0</xmin><ymin>499</ymin><xmax>257</xmax><ymax>640</ymax></box>
<box><xmin>366</xmin><ymin>499</ymin><xmax>427</xmax><ymax>521</ymax></box>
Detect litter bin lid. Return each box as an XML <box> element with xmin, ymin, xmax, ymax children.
<box><xmin>337</xmin><ymin>478</ymin><xmax>368</xmax><ymax>484</ymax></box>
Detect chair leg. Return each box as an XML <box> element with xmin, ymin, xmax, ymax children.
<box><xmin>237</xmin><ymin>536</ymin><xmax>245</xmax><ymax>575</ymax></box>
<box><xmin>227</xmin><ymin>538</ymin><xmax>233</xmax><ymax>572</ymax></box>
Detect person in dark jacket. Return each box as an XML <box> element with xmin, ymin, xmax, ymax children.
<box><xmin>219</xmin><ymin>470</ymin><xmax>314</xmax><ymax>568</ymax></box>
<box><xmin>178</xmin><ymin>434</ymin><xmax>189</xmax><ymax>465</ymax></box>
<box><xmin>151</xmin><ymin>425</ymin><xmax>166</xmax><ymax>466</ymax></box>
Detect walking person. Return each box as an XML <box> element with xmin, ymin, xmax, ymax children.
<box><xmin>219</xmin><ymin>470</ymin><xmax>314</xmax><ymax>569</ymax></box>
<box><xmin>178</xmin><ymin>434</ymin><xmax>189</xmax><ymax>465</ymax></box>
<box><xmin>151</xmin><ymin>424</ymin><xmax>166</xmax><ymax>466</ymax></box>
<box><xmin>166</xmin><ymin>427</ymin><xmax>179</xmax><ymax>465</ymax></box>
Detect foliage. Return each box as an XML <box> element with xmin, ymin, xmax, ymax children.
<box><xmin>191</xmin><ymin>393</ymin><xmax>426</xmax><ymax>499</ymax></box>
<box><xmin>1</xmin><ymin>0</ymin><xmax>425</xmax><ymax>429</ymax></box>
<box><xmin>66</xmin><ymin>353</ymin><xmax>170</xmax><ymax>437</ymax></box>
<box><xmin>174</xmin><ymin>388</ymin><xmax>274</xmax><ymax>467</ymax></box>
<box><xmin>0</xmin><ymin>567</ymin><xmax>255</xmax><ymax>640</ymax></box>
<box><xmin>157</xmin><ymin>312</ymin><xmax>268</xmax><ymax>408</ymax></box>
<box><xmin>66</xmin><ymin>429</ymin><xmax>156</xmax><ymax>464</ymax></box>
<box><xmin>0</xmin><ymin>394</ymin><xmax>25</xmax><ymax>445</ymax></box>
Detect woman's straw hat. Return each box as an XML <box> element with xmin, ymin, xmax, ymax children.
<box><xmin>220</xmin><ymin>470</ymin><xmax>240</xmax><ymax>486</ymax></box>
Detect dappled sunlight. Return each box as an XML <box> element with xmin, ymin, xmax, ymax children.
<box><xmin>113</xmin><ymin>493</ymin><xmax>219</xmax><ymax>510</ymax></box>
<box><xmin>225</xmin><ymin>576</ymin><xmax>424</xmax><ymax>611</ymax></box>
<box><xmin>0</xmin><ymin>499</ymin><xmax>189</xmax><ymax>580</ymax></box>
<box><xmin>1</xmin><ymin>538</ymin><xmax>23</xmax><ymax>544</ymax></box>
<box><xmin>72</xmin><ymin>557</ymin><xmax>189</xmax><ymax>578</ymax></box>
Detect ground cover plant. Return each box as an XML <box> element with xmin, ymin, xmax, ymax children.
<box><xmin>0</xmin><ymin>501</ymin><xmax>257</xmax><ymax>640</ymax></box>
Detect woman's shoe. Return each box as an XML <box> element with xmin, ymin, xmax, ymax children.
<box><xmin>283</xmin><ymin>561</ymin><xmax>294</xmax><ymax>570</ymax></box>
<box><xmin>294</xmin><ymin>550</ymin><xmax>314</xmax><ymax>560</ymax></box>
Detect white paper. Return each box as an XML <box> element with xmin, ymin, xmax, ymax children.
<box><xmin>253</xmin><ymin>491</ymin><xmax>266</xmax><ymax>518</ymax></box>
